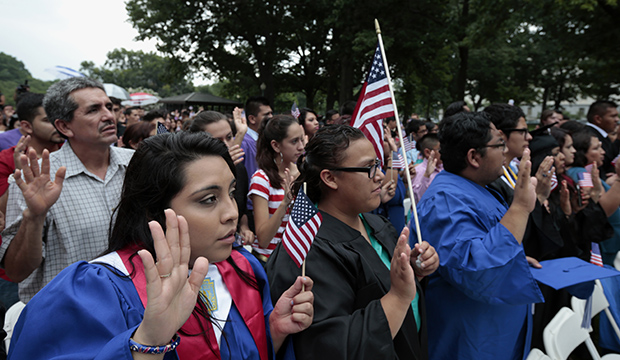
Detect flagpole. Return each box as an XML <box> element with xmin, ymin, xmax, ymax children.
<box><xmin>302</xmin><ymin>182</ymin><xmax>307</xmax><ymax>291</ymax></box>
<box><xmin>375</xmin><ymin>19</ymin><xmax>422</xmax><ymax>245</ymax></box>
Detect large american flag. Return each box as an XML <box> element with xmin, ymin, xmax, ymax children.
<box><xmin>350</xmin><ymin>43</ymin><xmax>395</xmax><ymax>166</ymax></box>
<box><xmin>282</xmin><ymin>188</ymin><xmax>322</xmax><ymax>267</ymax></box>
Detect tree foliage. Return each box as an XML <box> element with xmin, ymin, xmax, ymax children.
<box><xmin>79</xmin><ymin>48</ymin><xmax>194</xmax><ymax>98</ymax></box>
<box><xmin>0</xmin><ymin>53</ymin><xmax>54</xmax><ymax>105</ymax></box>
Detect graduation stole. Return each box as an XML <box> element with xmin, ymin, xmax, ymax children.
<box><xmin>117</xmin><ymin>246</ymin><xmax>269</xmax><ymax>360</ymax></box>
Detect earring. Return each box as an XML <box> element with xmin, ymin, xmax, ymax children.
<box><xmin>280</xmin><ymin>152</ymin><xmax>284</xmax><ymax>164</ymax></box>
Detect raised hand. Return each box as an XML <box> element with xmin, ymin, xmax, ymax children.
<box><xmin>513</xmin><ymin>148</ymin><xmax>537</xmax><ymax>213</ymax></box>
<box><xmin>14</xmin><ymin>148</ymin><xmax>65</xmax><ymax>217</ymax></box>
<box><xmin>424</xmin><ymin>150</ymin><xmax>438</xmax><ymax>178</ymax></box>
<box><xmin>133</xmin><ymin>209</ymin><xmax>209</xmax><ymax>348</ymax></box>
<box><xmin>389</xmin><ymin>227</ymin><xmax>417</xmax><ymax>303</ymax></box>
<box><xmin>534</xmin><ymin>156</ymin><xmax>554</xmax><ymax>204</ymax></box>
<box><xmin>559</xmin><ymin>180</ymin><xmax>572</xmax><ymax>216</ymax></box>
<box><xmin>13</xmin><ymin>135</ymin><xmax>31</xmax><ymax>171</ymax></box>
<box><xmin>269</xmin><ymin>276</ymin><xmax>314</xmax><ymax>352</ymax></box>
<box><xmin>283</xmin><ymin>168</ymin><xmax>295</xmax><ymax>206</ymax></box>
<box><xmin>232</xmin><ymin>107</ymin><xmax>248</xmax><ymax>147</ymax></box>
<box><xmin>228</xmin><ymin>144</ymin><xmax>245</xmax><ymax>165</ymax></box>
<box><xmin>590</xmin><ymin>165</ymin><xmax>603</xmax><ymax>203</ymax></box>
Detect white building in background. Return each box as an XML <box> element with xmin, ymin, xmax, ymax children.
<box><xmin>521</xmin><ymin>95</ymin><xmax>597</xmax><ymax>124</ymax></box>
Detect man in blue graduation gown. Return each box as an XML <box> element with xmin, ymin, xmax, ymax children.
<box><xmin>413</xmin><ymin>112</ymin><xmax>544</xmax><ymax>360</ymax></box>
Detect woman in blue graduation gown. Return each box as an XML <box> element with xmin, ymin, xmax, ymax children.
<box><xmin>266</xmin><ymin>125</ymin><xmax>438</xmax><ymax>360</ymax></box>
<box><xmin>8</xmin><ymin>132</ymin><xmax>314</xmax><ymax>359</ymax></box>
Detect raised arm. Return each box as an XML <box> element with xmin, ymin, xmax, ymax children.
<box><xmin>3</xmin><ymin>149</ymin><xmax>65</xmax><ymax>282</ymax></box>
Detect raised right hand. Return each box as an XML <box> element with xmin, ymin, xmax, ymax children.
<box><xmin>389</xmin><ymin>227</ymin><xmax>416</xmax><ymax>304</ymax></box>
<box><xmin>512</xmin><ymin>148</ymin><xmax>537</xmax><ymax>213</ymax></box>
<box><xmin>133</xmin><ymin>209</ymin><xmax>209</xmax><ymax>348</ymax></box>
<box><xmin>14</xmin><ymin>148</ymin><xmax>65</xmax><ymax>217</ymax></box>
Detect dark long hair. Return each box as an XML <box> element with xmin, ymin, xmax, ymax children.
<box><xmin>571</xmin><ymin>130</ymin><xmax>596</xmax><ymax>168</ymax></box>
<box><xmin>256</xmin><ymin>115</ymin><xmax>297</xmax><ymax>188</ymax></box>
<box><xmin>104</xmin><ymin>132</ymin><xmax>257</xmax><ymax>352</ymax></box>
<box><xmin>293</xmin><ymin>125</ymin><xmax>365</xmax><ymax>203</ymax></box>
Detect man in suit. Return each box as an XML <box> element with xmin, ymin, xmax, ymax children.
<box><xmin>586</xmin><ymin>100</ymin><xmax>619</xmax><ymax>178</ymax></box>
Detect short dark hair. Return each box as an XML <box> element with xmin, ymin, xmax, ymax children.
<box><xmin>16</xmin><ymin>93</ymin><xmax>45</xmax><ymax>124</ymax></box>
<box><xmin>416</xmin><ymin>133</ymin><xmax>440</xmax><ymax>153</ymax></box>
<box><xmin>483</xmin><ymin>103</ymin><xmax>526</xmax><ymax>132</ymax></box>
<box><xmin>444</xmin><ymin>101</ymin><xmax>467</xmax><ymax>118</ymax></box>
<box><xmin>540</xmin><ymin>109</ymin><xmax>558</xmax><ymax>126</ymax></box>
<box><xmin>293</xmin><ymin>125</ymin><xmax>366</xmax><ymax>203</ymax></box>
<box><xmin>325</xmin><ymin>109</ymin><xmax>339</xmax><ymax>121</ymax></box>
<box><xmin>245</xmin><ymin>96</ymin><xmax>270</xmax><ymax>118</ymax></box>
<box><xmin>587</xmin><ymin>100</ymin><xmax>617</xmax><ymax>123</ymax></box>
<box><xmin>339</xmin><ymin>100</ymin><xmax>357</xmax><ymax>116</ymax></box>
<box><xmin>109</xmin><ymin>97</ymin><xmax>122</xmax><ymax>106</ymax></box>
<box><xmin>439</xmin><ymin>112</ymin><xmax>492</xmax><ymax>174</ymax></box>
<box><xmin>124</xmin><ymin>106</ymin><xmax>139</xmax><ymax>116</ymax></box>
<box><xmin>560</xmin><ymin>120</ymin><xmax>586</xmax><ymax>135</ymax></box>
<box><xmin>405</xmin><ymin>119</ymin><xmax>426</xmax><ymax>136</ymax></box>
<box><xmin>143</xmin><ymin>109</ymin><xmax>165</xmax><ymax>123</ymax></box>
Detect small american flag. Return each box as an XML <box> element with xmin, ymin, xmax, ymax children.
<box><xmin>578</xmin><ymin>172</ymin><xmax>593</xmax><ymax>188</ymax></box>
<box><xmin>392</xmin><ymin>151</ymin><xmax>406</xmax><ymax>169</ymax></box>
<box><xmin>291</xmin><ymin>102</ymin><xmax>301</xmax><ymax>119</ymax></box>
<box><xmin>550</xmin><ymin>173</ymin><xmax>558</xmax><ymax>191</ymax></box>
<box><xmin>350</xmin><ymin>42</ymin><xmax>395</xmax><ymax>167</ymax></box>
<box><xmin>282</xmin><ymin>188</ymin><xmax>322</xmax><ymax>267</ymax></box>
<box><xmin>591</xmin><ymin>243</ymin><xmax>603</xmax><ymax>267</ymax></box>
<box><xmin>402</xmin><ymin>135</ymin><xmax>414</xmax><ymax>152</ymax></box>
<box><xmin>157</xmin><ymin>122</ymin><xmax>169</xmax><ymax>134</ymax></box>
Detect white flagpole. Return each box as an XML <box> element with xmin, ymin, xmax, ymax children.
<box><xmin>375</xmin><ymin>19</ymin><xmax>422</xmax><ymax>244</ymax></box>
<box><xmin>302</xmin><ymin>182</ymin><xmax>307</xmax><ymax>291</ymax></box>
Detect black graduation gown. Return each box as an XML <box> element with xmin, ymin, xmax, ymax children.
<box><xmin>266</xmin><ymin>212</ymin><xmax>428</xmax><ymax>360</ymax></box>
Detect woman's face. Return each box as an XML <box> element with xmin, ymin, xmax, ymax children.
<box><xmin>330</xmin><ymin>138</ymin><xmax>385</xmax><ymax>214</ymax></box>
<box><xmin>552</xmin><ymin>146</ymin><xmax>566</xmax><ymax>175</ymax></box>
<box><xmin>561</xmin><ymin>134</ymin><xmax>576</xmax><ymax>166</ymax></box>
<box><xmin>586</xmin><ymin>136</ymin><xmax>605</xmax><ymax>167</ymax></box>
<box><xmin>169</xmin><ymin>156</ymin><xmax>238</xmax><ymax>265</ymax></box>
<box><xmin>203</xmin><ymin>120</ymin><xmax>234</xmax><ymax>148</ymax></box>
<box><xmin>303</xmin><ymin>113</ymin><xmax>319</xmax><ymax>137</ymax></box>
<box><xmin>275</xmin><ymin>123</ymin><xmax>305</xmax><ymax>164</ymax></box>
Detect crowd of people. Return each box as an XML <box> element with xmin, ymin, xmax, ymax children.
<box><xmin>0</xmin><ymin>77</ymin><xmax>618</xmax><ymax>360</ymax></box>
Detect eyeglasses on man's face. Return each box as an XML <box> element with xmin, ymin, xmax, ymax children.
<box><xmin>478</xmin><ymin>141</ymin><xmax>506</xmax><ymax>151</ymax></box>
<box><xmin>329</xmin><ymin>158</ymin><xmax>381</xmax><ymax>178</ymax></box>
<box><xmin>503</xmin><ymin>128</ymin><xmax>529</xmax><ymax>138</ymax></box>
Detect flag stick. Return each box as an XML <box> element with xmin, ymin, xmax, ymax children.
<box><xmin>302</xmin><ymin>182</ymin><xmax>307</xmax><ymax>291</ymax></box>
<box><xmin>375</xmin><ymin>19</ymin><xmax>422</xmax><ymax>244</ymax></box>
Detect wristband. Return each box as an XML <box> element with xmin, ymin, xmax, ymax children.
<box><xmin>129</xmin><ymin>334</ymin><xmax>180</xmax><ymax>354</ymax></box>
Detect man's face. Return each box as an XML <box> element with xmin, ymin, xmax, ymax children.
<box><xmin>597</xmin><ymin>107</ymin><xmax>620</xmax><ymax>134</ymax></box>
<box><xmin>127</xmin><ymin>110</ymin><xmax>141</xmax><ymax>126</ymax></box>
<box><xmin>478</xmin><ymin>123</ymin><xmax>507</xmax><ymax>184</ymax></box>
<box><xmin>28</xmin><ymin>107</ymin><xmax>64</xmax><ymax>145</ymax></box>
<box><xmin>326</xmin><ymin>112</ymin><xmax>339</xmax><ymax>125</ymax></box>
<box><xmin>58</xmin><ymin>88</ymin><xmax>117</xmax><ymax>147</ymax></box>
<box><xmin>413</xmin><ymin>125</ymin><xmax>428</xmax><ymax>142</ymax></box>
<box><xmin>250</xmin><ymin>105</ymin><xmax>273</xmax><ymax>129</ymax></box>
<box><xmin>112</xmin><ymin>104</ymin><xmax>122</xmax><ymax>123</ymax></box>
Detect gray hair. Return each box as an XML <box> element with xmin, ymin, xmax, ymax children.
<box><xmin>43</xmin><ymin>77</ymin><xmax>105</xmax><ymax>124</ymax></box>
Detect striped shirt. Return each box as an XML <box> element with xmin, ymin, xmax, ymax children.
<box><xmin>248</xmin><ymin>169</ymin><xmax>289</xmax><ymax>257</ymax></box>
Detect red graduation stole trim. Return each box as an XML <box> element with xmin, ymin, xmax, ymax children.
<box><xmin>116</xmin><ymin>247</ymin><xmax>268</xmax><ymax>360</ymax></box>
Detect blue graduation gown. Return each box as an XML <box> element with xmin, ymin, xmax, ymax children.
<box><xmin>8</xmin><ymin>247</ymin><xmax>293</xmax><ymax>360</ymax></box>
<box><xmin>412</xmin><ymin>171</ymin><xmax>543</xmax><ymax>360</ymax></box>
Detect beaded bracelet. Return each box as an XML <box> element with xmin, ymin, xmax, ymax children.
<box><xmin>129</xmin><ymin>334</ymin><xmax>180</xmax><ymax>354</ymax></box>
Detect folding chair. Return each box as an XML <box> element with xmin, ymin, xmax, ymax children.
<box><xmin>571</xmin><ymin>279</ymin><xmax>620</xmax><ymax>341</ymax></box>
<box><xmin>526</xmin><ymin>348</ymin><xmax>551</xmax><ymax>360</ymax></box>
<box><xmin>543</xmin><ymin>307</ymin><xmax>620</xmax><ymax>360</ymax></box>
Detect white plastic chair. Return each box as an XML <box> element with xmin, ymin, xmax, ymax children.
<box><xmin>526</xmin><ymin>348</ymin><xmax>551</xmax><ymax>360</ymax></box>
<box><xmin>543</xmin><ymin>307</ymin><xmax>620</xmax><ymax>360</ymax></box>
<box><xmin>571</xmin><ymin>279</ymin><xmax>620</xmax><ymax>341</ymax></box>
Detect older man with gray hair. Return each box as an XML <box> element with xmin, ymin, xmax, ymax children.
<box><xmin>0</xmin><ymin>77</ymin><xmax>134</xmax><ymax>305</ymax></box>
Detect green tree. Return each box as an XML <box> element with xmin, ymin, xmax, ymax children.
<box><xmin>80</xmin><ymin>48</ymin><xmax>194</xmax><ymax>98</ymax></box>
<box><xmin>0</xmin><ymin>53</ymin><xmax>54</xmax><ymax>105</ymax></box>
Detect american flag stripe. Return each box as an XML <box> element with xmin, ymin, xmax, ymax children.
<box><xmin>578</xmin><ymin>172</ymin><xmax>593</xmax><ymax>187</ymax></box>
<box><xmin>282</xmin><ymin>188</ymin><xmax>322</xmax><ymax>267</ymax></box>
<box><xmin>351</xmin><ymin>43</ymin><xmax>395</xmax><ymax>167</ymax></box>
<box><xmin>591</xmin><ymin>243</ymin><xmax>603</xmax><ymax>267</ymax></box>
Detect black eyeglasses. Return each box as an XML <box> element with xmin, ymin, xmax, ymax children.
<box><xmin>329</xmin><ymin>158</ymin><xmax>381</xmax><ymax>178</ymax></box>
<box><xmin>503</xmin><ymin>128</ymin><xmax>529</xmax><ymax>137</ymax></box>
<box><xmin>478</xmin><ymin>141</ymin><xmax>506</xmax><ymax>151</ymax></box>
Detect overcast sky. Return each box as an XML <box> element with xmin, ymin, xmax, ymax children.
<box><xmin>1</xmin><ymin>0</ymin><xmax>207</xmax><ymax>83</ymax></box>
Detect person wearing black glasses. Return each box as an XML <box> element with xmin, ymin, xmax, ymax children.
<box><xmin>266</xmin><ymin>124</ymin><xmax>438</xmax><ymax>360</ymax></box>
<box><xmin>416</xmin><ymin>111</ymin><xmax>544</xmax><ymax>360</ymax></box>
